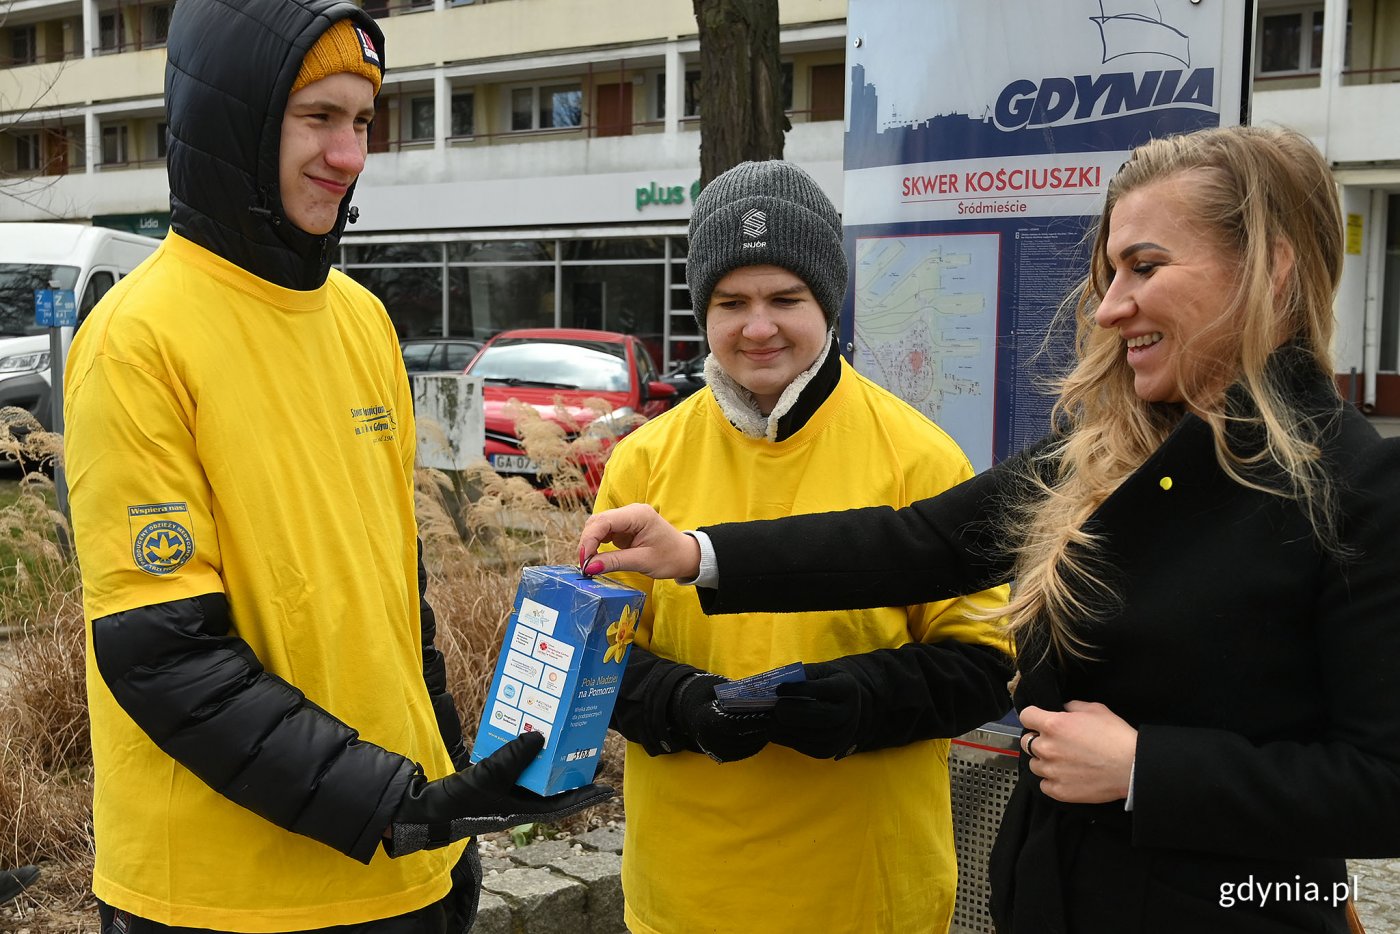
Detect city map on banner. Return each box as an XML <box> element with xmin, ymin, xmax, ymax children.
<box><xmin>841</xmin><ymin>0</ymin><xmax>1249</xmax><ymax>470</ymax></box>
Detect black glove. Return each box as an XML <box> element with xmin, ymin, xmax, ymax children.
<box><xmin>385</xmin><ymin>731</ymin><xmax>613</xmax><ymax>858</ymax></box>
<box><xmin>771</xmin><ymin>663</ymin><xmax>863</xmax><ymax>759</ymax></box>
<box><xmin>670</xmin><ymin>673</ymin><xmax>772</xmax><ymax>763</ymax></box>
<box><xmin>772</xmin><ymin>642</ymin><xmax>1014</xmax><ymax>760</ymax></box>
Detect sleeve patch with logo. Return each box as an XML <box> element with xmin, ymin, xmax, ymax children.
<box><xmin>128</xmin><ymin>502</ymin><xmax>195</xmax><ymax>575</ymax></box>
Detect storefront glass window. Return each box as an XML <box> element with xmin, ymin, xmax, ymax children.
<box><xmin>562</xmin><ymin>238</ymin><xmax>665</xmax><ymax>261</ymax></box>
<box><xmin>343</xmin><ymin>242</ymin><xmax>442</xmax><ymax>265</ymax></box>
<box><xmin>561</xmin><ymin>264</ymin><xmax>665</xmax><ymax>363</ymax></box>
<box><xmin>448</xmin><ymin>266</ymin><xmax>555</xmax><ymax>339</ymax></box>
<box><xmin>448</xmin><ymin>240</ymin><xmax>555</xmax><ymax>263</ymax></box>
<box><xmin>346</xmin><ymin>266</ymin><xmax>443</xmax><ymax>338</ymax></box>
<box><xmin>1382</xmin><ymin>194</ymin><xmax>1399</xmax><ymax>373</ymax></box>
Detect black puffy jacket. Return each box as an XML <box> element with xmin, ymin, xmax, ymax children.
<box><xmin>165</xmin><ymin>0</ymin><xmax>381</xmax><ymax>290</ymax></box>
<box><xmin>90</xmin><ymin>1</ymin><xmax>467</xmax><ymax>866</ymax></box>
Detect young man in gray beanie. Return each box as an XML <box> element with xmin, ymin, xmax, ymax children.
<box><xmin>591</xmin><ymin>160</ymin><xmax>1013</xmax><ymax>933</ymax></box>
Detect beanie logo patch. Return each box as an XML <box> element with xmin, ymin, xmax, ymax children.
<box><xmin>354</xmin><ymin>26</ymin><xmax>381</xmax><ymax>68</ymax></box>
<box><xmin>741</xmin><ymin>208</ymin><xmax>768</xmax><ymax>240</ymax></box>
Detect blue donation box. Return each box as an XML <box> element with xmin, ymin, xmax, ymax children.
<box><xmin>471</xmin><ymin>565</ymin><xmax>645</xmax><ymax>794</ymax></box>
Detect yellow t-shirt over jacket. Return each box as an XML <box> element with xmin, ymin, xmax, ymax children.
<box><xmin>65</xmin><ymin>234</ymin><xmax>459</xmax><ymax>930</ymax></box>
<box><xmin>594</xmin><ymin>360</ymin><xmax>1008</xmax><ymax>934</ymax></box>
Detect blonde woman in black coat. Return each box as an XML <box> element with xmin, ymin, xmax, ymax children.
<box><xmin>579</xmin><ymin>125</ymin><xmax>1400</xmax><ymax>933</ymax></box>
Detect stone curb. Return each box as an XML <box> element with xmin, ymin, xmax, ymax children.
<box><xmin>477</xmin><ymin>826</ymin><xmax>625</xmax><ymax>934</ymax></box>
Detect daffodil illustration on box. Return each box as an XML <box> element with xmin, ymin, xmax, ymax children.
<box><xmin>471</xmin><ymin>565</ymin><xmax>647</xmax><ymax>795</ymax></box>
<box><xmin>603</xmin><ymin>604</ymin><xmax>638</xmax><ymax>664</ymax></box>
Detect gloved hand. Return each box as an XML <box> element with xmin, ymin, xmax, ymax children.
<box><xmin>386</xmin><ymin>731</ymin><xmax>613</xmax><ymax>858</ymax></box>
<box><xmin>771</xmin><ymin>662</ymin><xmax>864</xmax><ymax>759</ymax></box>
<box><xmin>670</xmin><ymin>673</ymin><xmax>772</xmax><ymax>763</ymax></box>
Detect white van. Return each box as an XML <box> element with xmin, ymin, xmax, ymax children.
<box><xmin>0</xmin><ymin>223</ymin><xmax>161</xmax><ymax>430</ymax></box>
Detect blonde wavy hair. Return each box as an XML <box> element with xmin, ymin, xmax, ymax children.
<box><xmin>1003</xmin><ymin>125</ymin><xmax>1345</xmax><ymax>662</ymax></box>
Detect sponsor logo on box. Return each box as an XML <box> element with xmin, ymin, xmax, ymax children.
<box><xmin>519</xmin><ymin>597</ymin><xmax>558</xmax><ymax>635</ymax></box>
<box><xmin>510</xmin><ymin>625</ymin><xmax>536</xmax><ymax>654</ymax></box>
<box><xmin>497</xmin><ymin>676</ymin><xmax>523</xmax><ymax>704</ymax></box>
<box><xmin>489</xmin><ymin>701</ymin><xmax>523</xmax><ymax>733</ymax></box>
<box><xmin>533</xmin><ymin>637</ymin><xmax>574</xmax><ymax>668</ymax></box>
<box><xmin>520</xmin><ymin>716</ymin><xmax>551</xmax><ymax>745</ymax></box>
<box><xmin>504</xmin><ymin>650</ymin><xmax>544</xmax><ymax>687</ymax></box>
<box><xmin>521</xmin><ymin>686</ymin><xmax>560</xmax><ymax>723</ymax></box>
<box><xmin>539</xmin><ymin>666</ymin><xmax>567</xmax><ymax>698</ymax></box>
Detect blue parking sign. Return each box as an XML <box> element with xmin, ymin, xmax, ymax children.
<box><xmin>33</xmin><ymin>289</ymin><xmax>77</xmax><ymax>327</ymax></box>
<box><xmin>34</xmin><ymin>290</ymin><xmax>54</xmax><ymax>326</ymax></box>
<box><xmin>53</xmin><ymin>289</ymin><xmax>77</xmax><ymax>326</ymax></box>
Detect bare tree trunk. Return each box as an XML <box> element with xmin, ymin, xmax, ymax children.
<box><xmin>692</xmin><ymin>0</ymin><xmax>790</xmax><ymax>187</ymax></box>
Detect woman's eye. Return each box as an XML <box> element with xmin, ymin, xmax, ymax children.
<box><xmin>1133</xmin><ymin>263</ymin><xmax>1156</xmax><ymax>276</ymax></box>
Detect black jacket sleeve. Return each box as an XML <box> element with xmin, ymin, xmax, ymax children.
<box><xmin>809</xmin><ymin>640</ymin><xmax>1013</xmax><ymax>754</ymax></box>
<box><xmin>610</xmin><ymin>643</ymin><xmax>704</xmax><ymax>756</ymax></box>
<box><xmin>91</xmin><ymin>592</ymin><xmax>415</xmax><ymax>864</ymax></box>
<box><xmin>698</xmin><ymin>439</ymin><xmax>1052</xmax><ymax>615</ymax></box>
<box><xmin>417</xmin><ymin>539</ymin><xmax>468</xmax><ymax>769</ymax></box>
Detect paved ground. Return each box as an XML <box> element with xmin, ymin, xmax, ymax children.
<box><xmin>1349</xmin><ymin>858</ymin><xmax>1400</xmax><ymax>931</ymax></box>
<box><xmin>1369</xmin><ymin>415</ymin><xmax>1400</xmax><ymax>439</ymax></box>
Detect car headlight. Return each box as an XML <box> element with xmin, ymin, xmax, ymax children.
<box><xmin>0</xmin><ymin>351</ymin><xmax>49</xmax><ymax>374</ymax></box>
<box><xmin>584</xmin><ymin>406</ymin><xmax>639</xmax><ymax>439</ymax></box>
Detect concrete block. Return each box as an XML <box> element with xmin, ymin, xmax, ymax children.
<box><xmin>482</xmin><ymin>867</ymin><xmax>587</xmax><ymax>934</ymax></box>
<box><xmin>479</xmin><ymin>854</ymin><xmax>515</xmax><ymax>875</ymax></box>
<box><xmin>471</xmin><ymin>889</ymin><xmax>512</xmax><ymax>934</ymax></box>
<box><xmin>550</xmin><ymin>850</ymin><xmax>625</xmax><ymax>934</ymax></box>
<box><xmin>574</xmin><ymin>824</ymin><xmax>625</xmax><ymax>854</ymax></box>
<box><xmin>504</xmin><ymin>839</ymin><xmax>576</xmax><ymax>868</ymax></box>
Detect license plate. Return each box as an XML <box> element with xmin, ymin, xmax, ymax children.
<box><xmin>490</xmin><ymin>453</ymin><xmax>539</xmax><ymax>474</ymax></box>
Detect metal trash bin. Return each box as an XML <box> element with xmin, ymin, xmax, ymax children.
<box><xmin>949</xmin><ymin>721</ymin><xmax>1022</xmax><ymax>933</ymax></box>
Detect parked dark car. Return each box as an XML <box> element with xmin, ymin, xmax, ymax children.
<box><xmin>661</xmin><ymin>353</ymin><xmax>708</xmax><ymax>401</ymax></box>
<box><xmin>400</xmin><ymin>336</ymin><xmax>483</xmax><ymax>373</ymax></box>
<box><xmin>465</xmin><ymin>328</ymin><xmax>676</xmax><ymax>496</ymax></box>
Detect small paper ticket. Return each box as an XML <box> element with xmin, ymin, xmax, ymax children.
<box><xmin>713</xmin><ymin>662</ymin><xmax>806</xmax><ymax>712</ymax></box>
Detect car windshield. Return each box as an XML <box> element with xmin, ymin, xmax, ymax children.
<box><xmin>470</xmin><ymin>338</ymin><xmax>630</xmax><ymax>392</ymax></box>
<box><xmin>0</xmin><ymin>264</ymin><xmax>80</xmax><ymax>337</ymax></box>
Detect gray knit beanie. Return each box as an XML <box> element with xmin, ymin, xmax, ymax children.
<box><xmin>687</xmin><ymin>161</ymin><xmax>845</xmax><ymax>331</ymax></box>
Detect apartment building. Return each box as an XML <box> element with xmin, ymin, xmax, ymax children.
<box><xmin>0</xmin><ymin>0</ymin><xmax>847</xmax><ymax>371</ymax></box>
<box><xmin>0</xmin><ymin>0</ymin><xmax>1397</xmax><ymax>404</ymax></box>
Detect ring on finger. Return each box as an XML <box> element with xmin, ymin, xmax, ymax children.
<box><xmin>1024</xmin><ymin>732</ymin><xmax>1039</xmax><ymax>759</ymax></box>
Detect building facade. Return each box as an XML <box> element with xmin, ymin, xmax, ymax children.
<box><xmin>0</xmin><ymin>0</ymin><xmax>1396</xmax><ymax>406</ymax></box>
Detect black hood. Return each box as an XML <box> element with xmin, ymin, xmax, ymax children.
<box><xmin>164</xmin><ymin>0</ymin><xmax>385</xmax><ymax>291</ymax></box>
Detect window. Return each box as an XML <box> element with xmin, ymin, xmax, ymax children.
<box><xmin>79</xmin><ymin>271</ymin><xmax>116</xmax><ymax>319</ymax></box>
<box><xmin>9</xmin><ymin>25</ymin><xmax>37</xmax><ymax>65</ymax></box>
<box><xmin>510</xmin><ymin>83</ymin><xmax>582</xmax><ymax>131</ymax></box>
<box><xmin>656</xmin><ymin>67</ymin><xmax>788</xmax><ymax>118</ymax></box>
<box><xmin>156</xmin><ymin>122</ymin><xmax>169</xmax><ymax>159</ymax></box>
<box><xmin>451</xmin><ymin>92</ymin><xmax>475</xmax><ymax>137</ymax></box>
<box><xmin>410</xmin><ymin>97</ymin><xmax>434</xmax><ymax>140</ymax></box>
<box><xmin>1257</xmin><ymin>4</ymin><xmax>1350</xmax><ymax>74</ymax></box>
<box><xmin>14</xmin><ymin>133</ymin><xmax>40</xmax><ymax>173</ymax></box>
<box><xmin>654</xmin><ymin>70</ymin><xmax>702</xmax><ymax>120</ymax></box>
<box><xmin>99</xmin><ymin>12</ymin><xmax>123</xmax><ymax>52</ymax></box>
<box><xmin>101</xmin><ymin>125</ymin><xmax>128</xmax><ymax>165</ymax></box>
<box><xmin>151</xmin><ymin>4</ymin><xmax>173</xmax><ymax>45</ymax></box>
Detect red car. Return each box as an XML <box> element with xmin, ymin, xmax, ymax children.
<box><xmin>465</xmin><ymin>328</ymin><xmax>677</xmax><ymax>496</ymax></box>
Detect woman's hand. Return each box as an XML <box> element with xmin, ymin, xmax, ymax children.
<box><xmin>1019</xmin><ymin>701</ymin><xmax>1137</xmax><ymax>804</ymax></box>
<box><xmin>579</xmin><ymin>504</ymin><xmax>701</xmax><ymax>581</ymax></box>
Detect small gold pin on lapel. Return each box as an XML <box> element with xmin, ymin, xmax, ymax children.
<box><xmin>1159</xmin><ymin>476</ymin><xmax>1173</xmax><ymax>491</ymax></box>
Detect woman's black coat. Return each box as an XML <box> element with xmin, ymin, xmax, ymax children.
<box><xmin>697</xmin><ymin>363</ymin><xmax>1400</xmax><ymax>933</ymax></box>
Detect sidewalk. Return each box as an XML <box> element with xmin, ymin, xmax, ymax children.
<box><xmin>1368</xmin><ymin>415</ymin><xmax>1400</xmax><ymax>439</ymax></box>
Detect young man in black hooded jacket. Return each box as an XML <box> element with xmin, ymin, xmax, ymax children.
<box><xmin>64</xmin><ymin>2</ymin><xmax>607</xmax><ymax>931</ymax></box>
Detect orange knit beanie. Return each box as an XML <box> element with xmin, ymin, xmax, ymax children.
<box><xmin>292</xmin><ymin>19</ymin><xmax>383</xmax><ymax>95</ymax></box>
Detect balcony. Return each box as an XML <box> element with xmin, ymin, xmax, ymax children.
<box><xmin>1253</xmin><ymin>66</ymin><xmax>1400</xmax><ymax>163</ymax></box>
